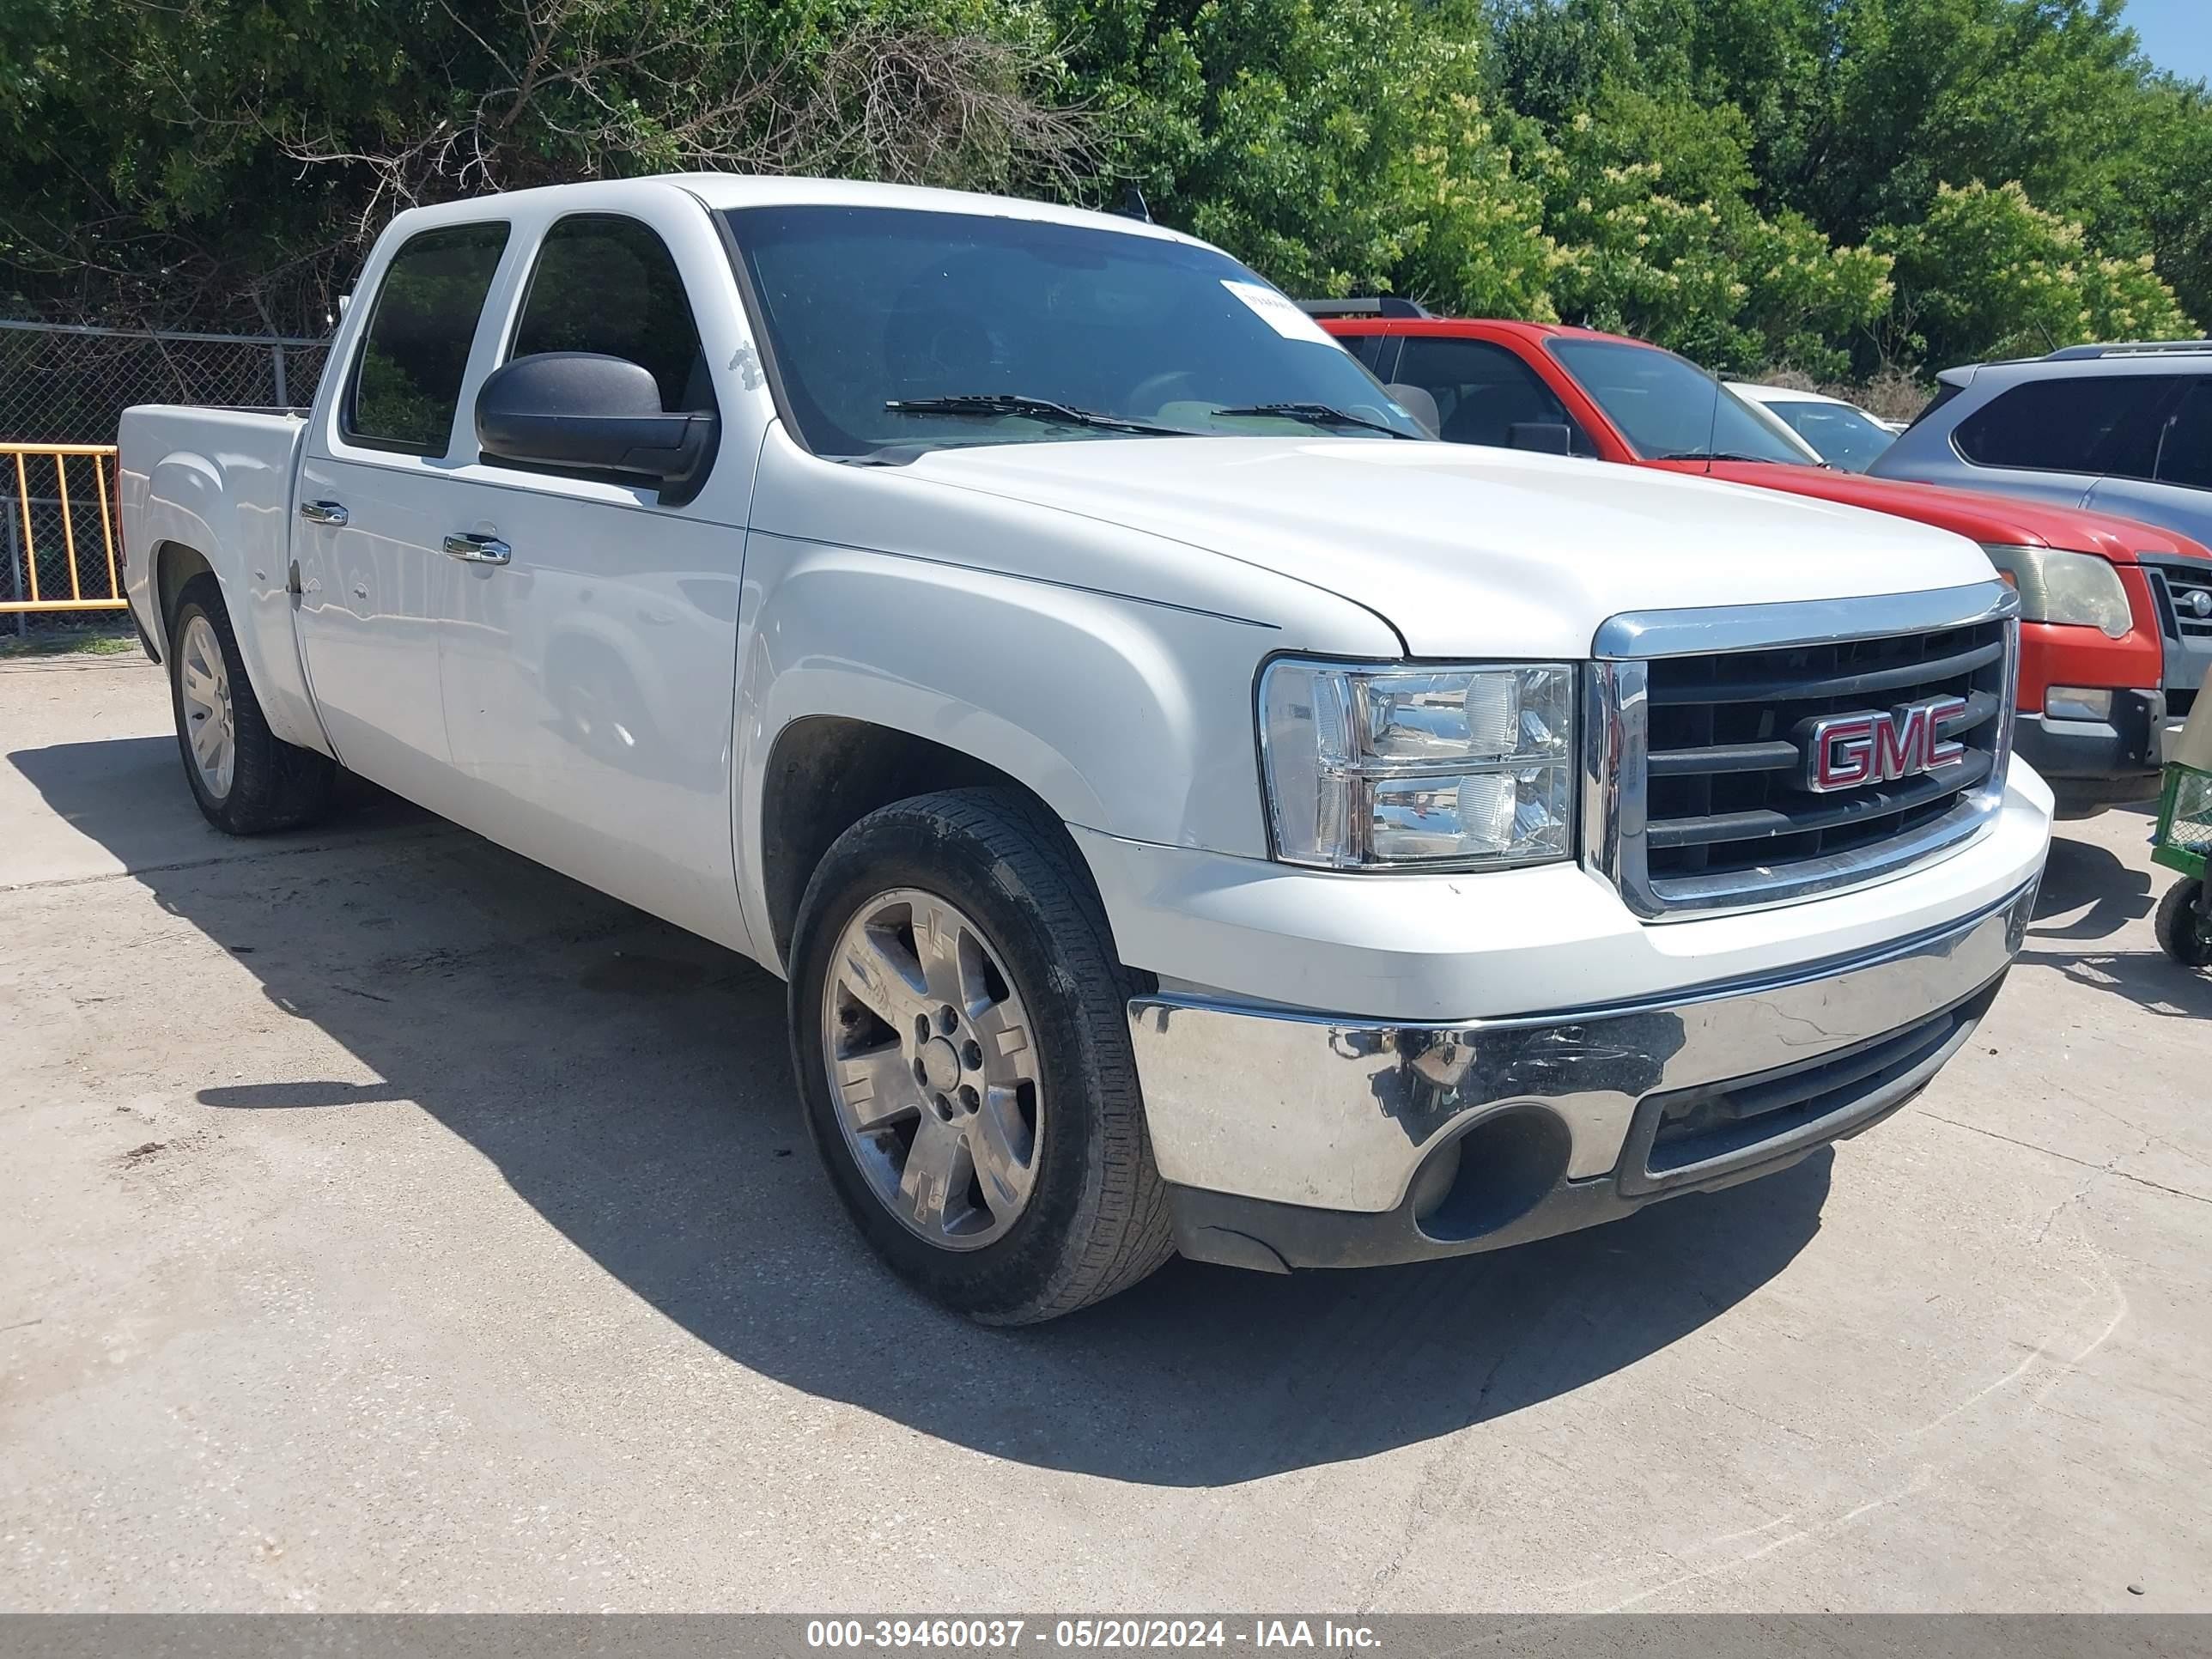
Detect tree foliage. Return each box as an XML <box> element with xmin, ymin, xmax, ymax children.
<box><xmin>1875</xmin><ymin>180</ymin><xmax>2196</xmax><ymax>365</ymax></box>
<box><xmin>1</xmin><ymin>0</ymin><xmax>2204</xmax><ymax>377</ymax></box>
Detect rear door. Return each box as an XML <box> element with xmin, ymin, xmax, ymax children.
<box><xmin>428</xmin><ymin>201</ymin><xmax>766</xmax><ymax>950</ymax></box>
<box><xmin>293</xmin><ymin>221</ymin><xmax>513</xmax><ymax>811</ymax></box>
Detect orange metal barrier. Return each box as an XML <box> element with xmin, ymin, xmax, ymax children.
<box><xmin>2</xmin><ymin>442</ymin><xmax>125</xmax><ymax>612</ymax></box>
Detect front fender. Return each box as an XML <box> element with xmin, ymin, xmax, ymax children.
<box><xmin>733</xmin><ymin>531</ymin><xmax>1291</xmax><ymax>961</ymax></box>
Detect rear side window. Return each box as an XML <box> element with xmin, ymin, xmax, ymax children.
<box><xmin>1954</xmin><ymin>375</ymin><xmax>2174</xmax><ymax>476</ymax></box>
<box><xmin>509</xmin><ymin>215</ymin><xmax>712</xmax><ymax>413</ymax></box>
<box><xmin>344</xmin><ymin>222</ymin><xmax>511</xmax><ymax>454</ymax></box>
<box><xmin>2154</xmin><ymin>380</ymin><xmax>2212</xmax><ymax>490</ymax></box>
<box><xmin>1396</xmin><ymin>337</ymin><xmax>1583</xmax><ymax>452</ymax></box>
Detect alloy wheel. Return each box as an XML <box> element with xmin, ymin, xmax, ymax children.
<box><xmin>820</xmin><ymin>889</ymin><xmax>1043</xmax><ymax>1250</ymax></box>
<box><xmin>177</xmin><ymin>614</ymin><xmax>235</xmax><ymax>800</ymax></box>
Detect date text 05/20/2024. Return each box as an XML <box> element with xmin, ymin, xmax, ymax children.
<box><xmin>805</xmin><ymin>1621</ymin><xmax>1382</xmax><ymax>1651</ymax></box>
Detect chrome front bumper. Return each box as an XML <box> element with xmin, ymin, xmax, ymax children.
<box><xmin>1127</xmin><ymin>876</ymin><xmax>2039</xmax><ymax>1272</ymax></box>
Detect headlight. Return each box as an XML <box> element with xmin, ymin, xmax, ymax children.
<box><xmin>1980</xmin><ymin>544</ymin><xmax>2132</xmax><ymax>638</ymax></box>
<box><xmin>1258</xmin><ymin>660</ymin><xmax>1576</xmax><ymax>868</ymax></box>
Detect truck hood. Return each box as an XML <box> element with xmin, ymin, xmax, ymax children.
<box><xmin>910</xmin><ymin>437</ymin><xmax>1996</xmax><ymax>656</ymax></box>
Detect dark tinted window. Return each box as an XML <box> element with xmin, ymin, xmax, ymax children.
<box><xmin>2155</xmin><ymin>381</ymin><xmax>2212</xmax><ymax>490</ymax></box>
<box><xmin>510</xmin><ymin>216</ymin><xmax>712</xmax><ymax>412</ymax></box>
<box><xmin>1395</xmin><ymin>337</ymin><xmax>1583</xmax><ymax>452</ymax></box>
<box><xmin>723</xmin><ymin>205</ymin><xmax>1425</xmax><ymax>457</ymax></box>
<box><xmin>1547</xmin><ymin>338</ymin><xmax>1806</xmax><ymax>463</ymax></box>
<box><xmin>1336</xmin><ymin>332</ymin><xmax>1396</xmax><ymax>375</ymax></box>
<box><xmin>1954</xmin><ymin>375</ymin><xmax>2174</xmax><ymax>475</ymax></box>
<box><xmin>345</xmin><ymin>223</ymin><xmax>510</xmax><ymax>454</ymax></box>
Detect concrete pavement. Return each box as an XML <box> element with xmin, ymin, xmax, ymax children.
<box><xmin>3</xmin><ymin>656</ymin><xmax>2208</xmax><ymax>1611</ymax></box>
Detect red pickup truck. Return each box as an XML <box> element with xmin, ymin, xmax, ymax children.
<box><xmin>1315</xmin><ymin>302</ymin><xmax>2212</xmax><ymax>817</ymax></box>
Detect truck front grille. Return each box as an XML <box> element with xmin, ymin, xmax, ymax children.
<box><xmin>2147</xmin><ymin>557</ymin><xmax>2212</xmax><ymax>645</ymax></box>
<box><xmin>1586</xmin><ymin>587</ymin><xmax>2019</xmax><ymax>919</ymax></box>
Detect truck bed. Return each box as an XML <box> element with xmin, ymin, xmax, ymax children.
<box><xmin>117</xmin><ymin>404</ymin><xmax>327</xmax><ymax>755</ymax></box>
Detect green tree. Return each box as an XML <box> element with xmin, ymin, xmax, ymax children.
<box><xmin>1874</xmin><ymin>179</ymin><xmax>2195</xmax><ymax>364</ymax></box>
<box><xmin>1060</xmin><ymin>0</ymin><xmax>1557</xmax><ymax>314</ymax></box>
<box><xmin>0</xmin><ymin>0</ymin><xmax>1093</xmax><ymax>331</ymax></box>
<box><xmin>1484</xmin><ymin>0</ymin><xmax>2207</xmax><ymax>367</ymax></box>
<box><xmin>1517</xmin><ymin>86</ymin><xmax>1892</xmax><ymax>376</ymax></box>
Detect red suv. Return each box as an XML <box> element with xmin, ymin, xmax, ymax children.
<box><xmin>1314</xmin><ymin>301</ymin><xmax>2211</xmax><ymax>817</ymax></box>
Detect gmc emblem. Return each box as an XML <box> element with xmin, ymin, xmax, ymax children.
<box><xmin>1796</xmin><ymin>695</ymin><xmax>1971</xmax><ymax>793</ymax></box>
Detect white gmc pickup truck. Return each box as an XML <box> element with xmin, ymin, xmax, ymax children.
<box><xmin>121</xmin><ymin>176</ymin><xmax>2052</xmax><ymax>1323</ymax></box>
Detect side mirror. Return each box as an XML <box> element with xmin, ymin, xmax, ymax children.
<box><xmin>1382</xmin><ymin>383</ymin><xmax>1440</xmax><ymax>438</ymax></box>
<box><xmin>1507</xmin><ymin>421</ymin><xmax>1575</xmax><ymax>456</ymax></box>
<box><xmin>476</xmin><ymin>352</ymin><xmax>716</xmax><ymax>501</ymax></box>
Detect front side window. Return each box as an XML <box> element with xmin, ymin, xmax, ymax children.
<box><xmin>1953</xmin><ymin>375</ymin><xmax>2174</xmax><ymax>476</ymax></box>
<box><xmin>2154</xmin><ymin>380</ymin><xmax>2212</xmax><ymax>491</ymax></box>
<box><xmin>1764</xmin><ymin>399</ymin><xmax>1896</xmax><ymax>472</ymax></box>
<box><xmin>1395</xmin><ymin>336</ymin><xmax>1585</xmax><ymax>453</ymax></box>
<box><xmin>345</xmin><ymin>222</ymin><xmax>511</xmax><ymax>454</ymax></box>
<box><xmin>1546</xmin><ymin>338</ymin><xmax>1806</xmax><ymax>464</ymax></box>
<box><xmin>723</xmin><ymin>205</ymin><xmax>1428</xmax><ymax>458</ymax></box>
<box><xmin>509</xmin><ymin>215</ymin><xmax>713</xmax><ymax>414</ymax></box>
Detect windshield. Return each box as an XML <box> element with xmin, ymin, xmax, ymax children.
<box><xmin>721</xmin><ymin>205</ymin><xmax>1430</xmax><ymax>458</ymax></box>
<box><xmin>1547</xmin><ymin>338</ymin><xmax>1809</xmax><ymax>464</ymax></box>
<box><xmin>1760</xmin><ymin>398</ymin><xmax>1897</xmax><ymax>472</ymax></box>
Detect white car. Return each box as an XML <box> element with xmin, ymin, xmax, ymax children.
<box><xmin>1729</xmin><ymin>380</ymin><xmax>1905</xmax><ymax>471</ymax></box>
<box><xmin>118</xmin><ymin>176</ymin><xmax>2051</xmax><ymax>1322</ymax></box>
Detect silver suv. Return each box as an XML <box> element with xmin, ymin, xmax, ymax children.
<box><xmin>1873</xmin><ymin>340</ymin><xmax>2212</xmax><ymax>722</ymax></box>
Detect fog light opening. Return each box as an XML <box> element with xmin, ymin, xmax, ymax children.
<box><xmin>2043</xmin><ymin>685</ymin><xmax>2118</xmax><ymax>723</ymax></box>
<box><xmin>1409</xmin><ymin>1105</ymin><xmax>1573</xmax><ymax>1243</ymax></box>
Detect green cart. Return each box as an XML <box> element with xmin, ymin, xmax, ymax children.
<box><xmin>2154</xmin><ymin>759</ymin><xmax>2212</xmax><ymax>969</ymax></box>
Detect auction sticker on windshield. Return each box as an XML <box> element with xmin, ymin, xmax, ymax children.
<box><xmin>1222</xmin><ymin>280</ymin><xmax>1339</xmax><ymax>345</ymax></box>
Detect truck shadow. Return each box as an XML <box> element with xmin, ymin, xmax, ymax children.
<box><xmin>12</xmin><ymin>734</ymin><xmax>1832</xmax><ymax>1486</ymax></box>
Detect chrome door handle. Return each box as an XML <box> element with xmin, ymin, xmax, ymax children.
<box><xmin>299</xmin><ymin>500</ymin><xmax>349</xmax><ymax>526</ymax></box>
<box><xmin>441</xmin><ymin>532</ymin><xmax>512</xmax><ymax>566</ymax></box>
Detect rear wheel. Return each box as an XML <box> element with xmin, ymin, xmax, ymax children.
<box><xmin>168</xmin><ymin>574</ymin><xmax>337</xmax><ymax>835</ymax></box>
<box><xmin>788</xmin><ymin>788</ymin><xmax>1174</xmax><ymax>1323</ymax></box>
<box><xmin>2155</xmin><ymin>878</ymin><xmax>2211</xmax><ymax>969</ymax></box>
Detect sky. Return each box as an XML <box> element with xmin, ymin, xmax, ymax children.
<box><xmin>2124</xmin><ymin>0</ymin><xmax>2212</xmax><ymax>84</ymax></box>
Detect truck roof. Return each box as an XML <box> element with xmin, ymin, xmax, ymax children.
<box><xmin>1324</xmin><ymin>312</ymin><xmax>1651</xmax><ymax>349</ymax></box>
<box><xmin>382</xmin><ymin>173</ymin><xmax>1208</xmax><ymax>249</ymax></box>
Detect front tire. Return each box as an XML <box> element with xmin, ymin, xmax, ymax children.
<box><xmin>168</xmin><ymin>574</ymin><xmax>337</xmax><ymax>835</ymax></box>
<box><xmin>788</xmin><ymin>788</ymin><xmax>1174</xmax><ymax>1324</ymax></box>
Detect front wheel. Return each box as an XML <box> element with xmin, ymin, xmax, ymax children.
<box><xmin>788</xmin><ymin>788</ymin><xmax>1174</xmax><ymax>1324</ymax></box>
<box><xmin>168</xmin><ymin>574</ymin><xmax>337</xmax><ymax>835</ymax></box>
<box><xmin>2155</xmin><ymin>878</ymin><xmax>2211</xmax><ymax>969</ymax></box>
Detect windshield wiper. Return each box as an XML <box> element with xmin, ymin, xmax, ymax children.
<box><xmin>1211</xmin><ymin>401</ymin><xmax>1421</xmax><ymax>439</ymax></box>
<box><xmin>884</xmin><ymin>394</ymin><xmax>1191</xmax><ymax>437</ymax></box>
<box><xmin>1654</xmin><ymin>449</ymin><xmax>1791</xmax><ymax>464</ymax></box>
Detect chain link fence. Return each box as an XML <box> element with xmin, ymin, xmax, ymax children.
<box><xmin>0</xmin><ymin>319</ymin><xmax>331</xmax><ymax>446</ymax></box>
<box><xmin>0</xmin><ymin>320</ymin><xmax>331</xmax><ymax>632</ymax></box>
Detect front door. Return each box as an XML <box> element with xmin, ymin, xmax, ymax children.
<box><xmin>431</xmin><ymin>208</ymin><xmax>761</xmax><ymax>950</ymax></box>
<box><xmin>292</xmin><ymin>221</ymin><xmax>513</xmax><ymax>814</ymax></box>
